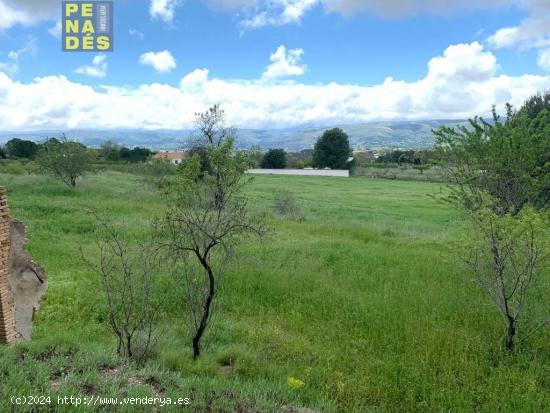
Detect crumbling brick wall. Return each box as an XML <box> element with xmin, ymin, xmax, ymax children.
<box><xmin>0</xmin><ymin>187</ymin><xmax>47</xmax><ymax>344</ymax></box>
<box><xmin>0</xmin><ymin>187</ymin><xmax>18</xmax><ymax>344</ymax></box>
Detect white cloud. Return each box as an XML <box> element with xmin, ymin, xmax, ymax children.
<box><xmin>241</xmin><ymin>0</ymin><xmax>318</xmax><ymax>28</ymax></box>
<box><xmin>485</xmin><ymin>1</ymin><xmax>550</xmax><ymax>70</ymax></box>
<box><xmin>75</xmin><ymin>55</ymin><xmax>108</xmax><ymax>78</ymax></box>
<box><xmin>48</xmin><ymin>21</ymin><xmax>61</xmax><ymax>39</ymax></box>
<box><xmin>538</xmin><ymin>49</ymin><xmax>550</xmax><ymax>71</ymax></box>
<box><xmin>149</xmin><ymin>0</ymin><xmax>182</xmax><ymax>23</ymax></box>
<box><xmin>180</xmin><ymin>68</ymin><xmax>210</xmax><ymax>89</ymax></box>
<box><xmin>486</xmin><ymin>15</ymin><xmax>550</xmax><ymax>50</ymax></box>
<box><xmin>0</xmin><ymin>37</ymin><xmax>37</xmax><ymax>75</ymax></box>
<box><xmin>129</xmin><ymin>29</ymin><xmax>145</xmax><ymax>40</ymax></box>
<box><xmin>0</xmin><ymin>0</ymin><xmax>58</xmax><ymax>30</ymax></box>
<box><xmin>262</xmin><ymin>46</ymin><xmax>306</xmax><ymax>80</ymax></box>
<box><xmin>0</xmin><ymin>42</ymin><xmax>549</xmax><ymax>131</ymax></box>
<box><xmin>139</xmin><ymin>50</ymin><xmax>177</xmax><ymax>73</ymax></box>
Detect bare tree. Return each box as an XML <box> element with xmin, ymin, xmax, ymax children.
<box><xmin>81</xmin><ymin>214</ymin><xmax>161</xmax><ymax>364</ymax></box>
<box><xmin>464</xmin><ymin>201</ymin><xmax>549</xmax><ymax>351</ymax></box>
<box><xmin>156</xmin><ymin>105</ymin><xmax>263</xmax><ymax>359</ymax></box>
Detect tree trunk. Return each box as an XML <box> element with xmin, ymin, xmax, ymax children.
<box><xmin>192</xmin><ymin>257</ymin><xmax>215</xmax><ymax>360</ymax></box>
<box><xmin>506</xmin><ymin>318</ymin><xmax>516</xmax><ymax>351</ymax></box>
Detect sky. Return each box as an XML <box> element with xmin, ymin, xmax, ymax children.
<box><xmin>0</xmin><ymin>0</ymin><xmax>550</xmax><ymax>131</ymax></box>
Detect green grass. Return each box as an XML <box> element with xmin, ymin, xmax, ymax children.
<box><xmin>0</xmin><ymin>171</ymin><xmax>548</xmax><ymax>412</ymax></box>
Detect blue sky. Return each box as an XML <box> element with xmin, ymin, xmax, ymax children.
<box><xmin>0</xmin><ymin>0</ymin><xmax>549</xmax><ymax>130</ymax></box>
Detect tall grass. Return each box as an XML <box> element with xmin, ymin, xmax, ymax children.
<box><xmin>0</xmin><ymin>171</ymin><xmax>548</xmax><ymax>412</ymax></box>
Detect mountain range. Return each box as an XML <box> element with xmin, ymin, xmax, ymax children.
<box><xmin>0</xmin><ymin>119</ymin><xmax>469</xmax><ymax>151</ymax></box>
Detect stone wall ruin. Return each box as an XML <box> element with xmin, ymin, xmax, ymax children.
<box><xmin>0</xmin><ymin>187</ymin><xmax>47</xmax><ymax>344</ymax></box>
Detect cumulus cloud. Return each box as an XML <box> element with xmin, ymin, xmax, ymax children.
<box><xmin>149</xmin><ymin>0</ymin><xmax>182</xmax><ymax>23</ymax></box>
<box><xmin>262</xmin><ymin>46</ymin><xmax>306</xmax><ymax>80</ymax></box>
<box><xmin>0</xmin><ymin>42</ymin><xmax>549</xmax><ymax>131</ymax></box>
<box><xmin>75</xmin><ymin>55</ymin><xmax>108</xmax><ymax>78</ymax></box>
<box><xmin>485</xmin><ymin>1</ymin><xmax>550</xmax><ymax>70</ymax></box>
<box><xmin>241</xmin><ymin>0</ymin><xmax>318</xmax><ymax>28</ymax></box>
<box><xmin>139</xmin><ymin>50</ymin><xmax>177</xmax><ymax>73</ymax></box>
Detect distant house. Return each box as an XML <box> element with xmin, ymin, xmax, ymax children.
<box><xmin>353</xmin><ymin>150</ymin><xmax>376</xmax><ymax>163</ymax></box>
<box><xmin>153</xmin><ymin>151</ymin><xmax>185</xmax><ymax>165</ymax></box>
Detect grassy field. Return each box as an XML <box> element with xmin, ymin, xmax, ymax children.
<box><xmin>0</xmin><ymin>171</ymin><xmax>548</xmax><ymax>412</ymax></box>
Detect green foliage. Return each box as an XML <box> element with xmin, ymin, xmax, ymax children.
<box><xmin>0</xmin><ymin>160</ymin><xmax>38</xmax><ymax>175</ymax></box>
<box><xmin>261</xmin><ymin>148</ymin><xmax>287</xmax><ymax>169</ymax></box>
<box><xmin>100</xmin><ymin>140</ymin><xmax>121</xmax><ymax>159</ymax></box>
<box><xmin>243</xmin><ymin>145</ymin><xmax>264</xmax><ymax>168</ymax></box>
<box><xmin>119</xmin><ymin>146</ymin><xmax>152</xmax><ymax>163</ymax></box>
<box><xmin>36</xmin><ymin>138</ymin><xmax>93</xmax><ymax>188</ymax></box>
<box><xmin>313</xmin><ymin>128</ymin><xmax>351</xmax><ymax>169</ymax></box>
<box><xmin>0</xmin><ymin>145</ymin><xmax>6</xmax><ymax>159</ymax></box>
<box><xmin>5</xmin><ymin>138</ymin><xmax>38</xmax><ymax>159</ymax></box>
<box><xmin>435</xmin><ymin>94</ymin><xmax>550</xmax><ymax>213</ymax></box>
<box><xmin>141</xmin><ymin>158</ymin><xmax>174</xmax><ymax>190</ymax></box>
<box><xmin>511</xmin><ymin>92</ymin><xmax>550</xmax><ymax>208</ymax></box>
<box><xmin>187</xmin><ymin>145</ymin><xmax>213</xmax><ymax>175</ymax></box>
<box><xmin>436</xmin><ymin>93</ymin><xmax>550</xmax><ymax>352</ymax></box>
<box><xmin>377</xmin><ymin>149</ymin><xmax>436</xmax><ymax>166</ymax></box>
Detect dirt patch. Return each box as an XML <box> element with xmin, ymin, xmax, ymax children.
<box><xmin>145</xmin><ymin>376</ymin><xmax>165</xmax><ymax>395</ymax></box>
<box><xmin>99</xmin><ymin>365</ymin><xmax>122</xmax><ymax>378</ymax></box>
<box><xmin>9</xmin><ymin>220</ymin><xmax>47</xmax><ymax>341</ymax></box>
<box><xmin>81</xmin><ymin>383</ymin><xmax>100</xmax><ymax>396</ymax></box>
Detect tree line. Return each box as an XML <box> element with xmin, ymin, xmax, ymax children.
<box><xmin>0</xmin><ymin>137</ymin><xmax>152</xmax><ymax>163</ymax></box>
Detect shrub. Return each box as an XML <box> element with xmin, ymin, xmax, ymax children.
<box><xmin>261</xmin><ymin>149</ymin><xmax>287</xmax><ymax>169</ymax></box>
<box><xmin>273</xmin><ymin>190</ymin><xmax>305</xmax><ymax>221</ymax></box>
<box><xmin>81</xmin><ymin>215</ymin><xmax>161</xmax><ymax>365</ymax></box>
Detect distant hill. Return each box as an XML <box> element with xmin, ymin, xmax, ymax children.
<box><xmin>0</xmin><ymin>120</ymin><xmax>468</xmax><ymax>151</ymax></box>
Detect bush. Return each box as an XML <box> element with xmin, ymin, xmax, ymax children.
<box><xmin>141</xmin><ymin>159</ymin><xmax>174</xmax><ymax>190</ymax></box>
<box><xmin>273</xmin><ymin>191</ymin><xmax>305</xmax><ymax>221</ymax></box>
<box><xmin>0</xmin><ymin>161</ymin><xmax>27</xmax><ymax>175</ymax></box>
<box><xmin>261</xmin><ymin>149</ymin><xmax>287</xmax><ymax>169</ymax></box>
<box><xmin>5</xmin><ymin>138</ymin><xmax>38</xmax><ymax>159</ymax></box>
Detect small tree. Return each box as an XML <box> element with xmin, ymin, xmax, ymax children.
<box><xmin>462</xmin><ymin>200</ymin><xmax>549</xmax><ymax>350</ymax></box>
<box><xmin>245</xmin><ymin>145</ymin><xmax>263</xmax><ymax>168</ymax></box>
<box><xmin>156</xmin><ymin>105</ymin><xmax>263</xmax><ymax>359</ymax></box>
<box><xmin>313</xmin><ymin>128</ymin><xmax>351</xmax><ymax>169</ymax></box>
<box><xmin>36</xmin><ymin>138</ymin><xmax>92</xmax><ymax>188</ymax></box>
<box><xmin>436</xmin><ymin>96</ymin><xmax>550</xmax><ymax>350</ymax></box>
<box><xmin>81</xmin><ymin>215</ymin><xmax>161</xmax><ymax>364</ymax></box>
<box><xmin>261</xmin><ymin>149</ymin><xmax>287</xmax><ymax>169</ymax></box>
